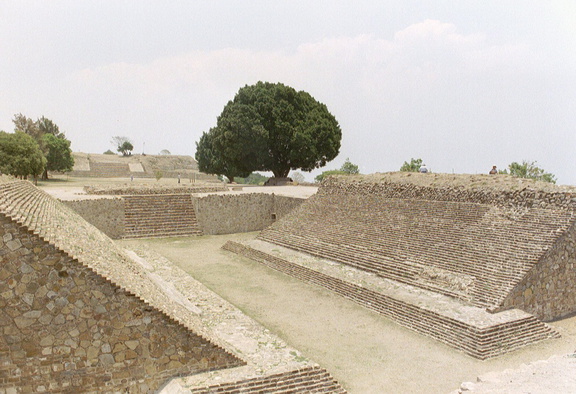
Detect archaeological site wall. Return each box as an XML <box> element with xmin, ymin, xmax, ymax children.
<box><xmin>193</xmin><ymin>193</ymin><xmax>304</xmax><ymax>235</ymax></box>
<box><xmin>63</xmin><ymin>198</ymin><xmax>125</xmax><ymax>239</ymax></box>
<box><xmin>257</xmin><ymin>176</ymin><xmax>576</xmax><ymax>321</ymax></box>
<box><xmin>66</xmin><ymin>192</ymin><xmax>304</xmax><ymax>239</ymax></box>
<box><xmin>0</xmin><ymin>180</ymin><xmax>244</xmax><ymax>392</ymax></box>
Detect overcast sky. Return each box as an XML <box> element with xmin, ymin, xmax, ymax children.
<box><xmin>1</xmin><ymin>1</ymin><xmax>575</xmax><ymax>184</ymax></box>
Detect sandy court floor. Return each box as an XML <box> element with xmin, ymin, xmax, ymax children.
<box><xmin>119</xmin><ymin>234</ymin><xmax>576</xmax><ymax>394</ymax></box>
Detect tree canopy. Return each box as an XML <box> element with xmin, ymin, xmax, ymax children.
<box><xmin>400</xmin><ymin>158</ymin><xmax>423</xmax><ymax>172</ymax></box>
<box><xmin>12</xmin><ymin>114</ymin><xmax>74</xmax><ymax>179</ymax></box>
<box><xmin>502</xmin><ymin>160</ymin><xmax>556</xmax><ymax>183</ymax></box>
<box><xmin>0</xmin><ymin>131</ymin><xmax>46</xmax><ymax>182</ymax></box>
<box><xmin>196</xmin><ymin>81</ymin><xmax>342</xmax><ymax>180</ymax></box>
<box><xmin>111</xmin><ymin>136</ymin><xmax>134</xmax><ymax>156</ymax></box>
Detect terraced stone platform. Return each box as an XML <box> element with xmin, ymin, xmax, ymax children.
<box><xmin>224</xmin><ymin>174</ymin><xmax>576</xmax><ymax>359</ymax></box>
<box><xmin>223</xmin><ymin>240</ymin><xmax>559</xmax><ymax>360</ymax></box>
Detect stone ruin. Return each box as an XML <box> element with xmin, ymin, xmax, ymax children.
<box><xmin>0</xmin><ymin>177</ymin><xmax>344</xmax><ymax>392</ymax></box>
<box><xmin>224</xmin><ymin>174</ymin><xmax>576</xmax><ymax>359</ymax></box>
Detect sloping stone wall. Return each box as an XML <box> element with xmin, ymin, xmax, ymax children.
<box><xmin>501</xmin><ymin>220</ymin><xmax>576</xmax><ymax>321</ymax></box>
<box><xmin>63</xmin><ymin>199</ymin><xmax>125</xmax><ymax>239</ymax></box>
<box><xmin>193</xmin><ymin>194</ymin><xmax>305</xmax><ymax>235</ymax></box>
<box><xmin>0</xmin><ymin>214</ymin><xmax>242</xmax><ymax>392</ymax></box>
<box><xmin>322</xmin><ymin>177</ymin><xmax>576</xmax><ymax>210</ymax></box>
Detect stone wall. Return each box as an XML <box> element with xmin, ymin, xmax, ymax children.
<box><xmin>193</xmin><ymin>194</ymin><xmax>304</xmax><ymax>235</ymax></box>
<box><xmin>0</xmin><ymin>214</ymin><xmax>242</xmax><ymax>392</ymax></box>
<box><xmin>63</xmin><ymin>199</ymin><xmax>125</xmax><ymax>239</ymax></box>
<box><xmin>501</xmin><ymin>220</ymin><xmax>576</xmax><ymax>321</ymax></box>
<box><xmin>84</xmin><ymin>184</ymin><xmax>226</xmax><ymax>195</ymax></box>
<box><xmin>323</xmin><ymin>177</ymin><xmax>576</xmax><ymax>210</ymax></box>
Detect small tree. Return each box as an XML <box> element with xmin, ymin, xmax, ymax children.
<box><xmin>400</xmin><ymin>158</ymin><xmax>423</xmax><ymax>172</ymax></box>
<box><xmin>503</xmin><ymin>160</ymin><xmax>556</xmax><ymax>183</ymax></box>
<box><xmin>103</xmin><ymin>149</ymin><xmax>115</xmax><ymax>155</ymax></box>
<box><xmin>111</xmin><ymin>136</ymin><xmax>134</xmax><ymax>156</ymax></box>
<box><xmin>340</xmin><ymin>158</ymin><xmax>359</xmax><ymax>175</ymax></box>
<box><xmin>159</xmin><ymin>149</ymin><xmax>171</xmax><ymax>155</ymax></box>
<box><xmin>154</xmin><ymin>170</ymin><xmax>163</xmax><ymax>181</ymax></box>
<box><xmin>43</xmin><ymin>133</ymin><xmax>74</xmax><ymax>175</ymax></box>
<box><xmin>0</xmin><ymin>131</ymin><xmax>46</xmax><ymax>183</ymax></box>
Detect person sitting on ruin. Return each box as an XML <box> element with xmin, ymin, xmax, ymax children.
<box><xmin>489</xmin><ymin>165</ymin><xmax>498</xmax><ymax>175</ymax></box>
<box><xmin>419</xmin><ymin>164</ymin><xmax>428</xmax><ymax>173</ymax></box>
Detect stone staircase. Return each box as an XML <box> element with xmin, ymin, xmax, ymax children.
<box><xmin>123</xmin><ymin>194</ymin><xmax>202</xmax><ymax>238</ymax></box>
<box><xmin>186</xmin><ymin>366</ymin><xmax>346</xmax><ymax>393</ymax></box>
<box><xmin>224</xmin><ymin>241</ymin><xmax>559</xmax><ymax>360</ymax></box>
<box><xmin>258</xmin><ymin>193</ymin><xmax>574</xmax><ymax>309</ymax></box>
<box><xmin>87</xmin><ymin>161</ymin><xmax>132</xmax><ymax>177</ymax></box>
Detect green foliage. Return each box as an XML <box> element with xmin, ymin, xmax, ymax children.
<box><xmin>159</xmin><ymin>149</ymin><xmax>171</xmax><ymax>155</ymax></box>
<box><xmin>0</xmin><ymin>131</ymin><xmax>46</xmax><ymax>181</ymax></box>
<box><xmin>234</xmin><ymin>172</ymin><xmax>269</xmax><ymax>185</ymax></box>
<box><xmin>103</xmin><ymin>149</ymin><xmax>115</xmax><ymax>155</ymax></box>
<box><xmin>43</xmin><ymin>133</ymin><xmax>74</xmax><ymax>174</ymax></box>
<box><xmin>400</xmin><ymin>158</ymin><xmax>423</xmax><ymax>172</ymax></box>
<box><xmin>195</xmin><ymin>128</ymin><xmax>250</xmax><ymax>183</ymax></box>
<box><xmin>111</xmin><ymin>136</ymin><xmax>134</xmax><ymax>156</ymax></box>
<box><xmin>315</xmin><ymin>170</ymin><xmax>347</xmax><ymax>183</ymax></box>
<box><xmin>154</xmin><ymin>170</ymin><xmax>163</xmax><ymax>181</ymax></box>
<box><xmin>197</xmin><ymin>81</ymin><xmax>342</xmax><ymax>179</ymax></box>
<box><xmin>340</xmin><ymin>158</ymin><xmax>359</xmax><ymax>174</ymax></box>
<box><xmin>12</xmin><ymin>114</ymin><xmax>73</xmax><ymax>179</ymax></box>
<box><xmin>504</xmin><ymin>160</ymin><xmax>556</xmax><ymax>183</ymax></box>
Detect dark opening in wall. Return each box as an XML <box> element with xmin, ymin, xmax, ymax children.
<box><xmin>271</xmin><ymin>213</ymin><xmax>277</xmax><ymax>220</ymax></box>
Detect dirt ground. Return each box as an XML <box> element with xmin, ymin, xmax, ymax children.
<box><xmin>119</xmin><ymin>234</ymin><xmax>576</xmax><ymax>394</ymax></box>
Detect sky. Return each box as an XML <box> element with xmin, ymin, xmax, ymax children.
<box><xmin>1</xmin><ymin>1</ymin><xmax>575</xmax><ymax>184</ymax></box>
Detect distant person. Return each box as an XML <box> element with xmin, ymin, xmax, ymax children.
<box><xmin>419</xmin><ymin>164</ymin><xmax>428</xmax><ymax>173</ymax></box>
<box><xmin>489</xmin><ymin>165</ymin><xmax>497</xmax><ymax>175</ymax></box>
<box><xmin>178</xmin><ymin>173</ymin><xmax>181</xmax><ymax>184</ymax></box>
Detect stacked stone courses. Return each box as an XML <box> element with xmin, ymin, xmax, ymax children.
<box><xmin>222</xmin><ymin>174</ymin><xmax>576</xmax><ymax>359</ymax></box>
<box><xmin>0</xmin><ymin>178</ymin><xmax>244</xmax><ymax>391</ymax></box>
<box><xmin>258</xmin><ymin>176</ymin><xmax>576</xmax><ymax>317</ymax></box>
<box><xmin>123</xmin><ymin>194</ymin><xmax>202</xmax><ymax>238</ymax></box>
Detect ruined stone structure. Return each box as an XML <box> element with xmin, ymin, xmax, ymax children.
<box><xmin>0</xmin><ymin>177</ymin><xmax>344</xmax><ymax>392</ymax></box>
<box><xmin>224</xmin><ymin>174</ymin><xmax>576</xmax><ymax>359</ymax></box>
<box><xmin>67</xmin><ymin>152</ymin><xmax>218</xmax><ymax>182</ymax></box>
<box><xmin>65</xmin><ymin>191</ymin><xmax>304</xmax><ymax>239</ymax></box>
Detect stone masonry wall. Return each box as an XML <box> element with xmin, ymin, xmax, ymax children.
<box><xmin>323</xmin><ymin>177</ymin><xmax>576</xmax><ymax>210</ymax></box>
<box><xmin>0</xmin><ymin>214</ymin><xmax>243</xmax><ymax>392</ymax></box>
<box><xmin>193</xmin><ymin>194</ymin><xmax>304</xmax><ymax>235</ymax></box>
<box><xmin>64</xmin><ymin>199</ymin><xmax>125</xmax><ymax>239</ymax></box>
<box><xmin>501</xmin><ymin>220</ymin><xmax>576</xmax><ymax>321</ymax></box>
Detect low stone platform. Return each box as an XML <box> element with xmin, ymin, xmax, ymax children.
<box><xmin>222</xmin><ymin>240</ymin><xmax>559</xmax><ymax>360</ymax></box>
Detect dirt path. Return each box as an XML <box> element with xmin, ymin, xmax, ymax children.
<box><xmin>120</xmin><ymin>234</ymin><xmax>576</xmax><ymax>393</ymax></box>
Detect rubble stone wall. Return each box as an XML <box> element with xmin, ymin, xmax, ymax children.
<box><xmin>501</xmin><ymin>221</ymin><xmax>576</xmax><ymax>321</ymax></box>
<box><xmin>0</xmin><ymin>214</ymin><xmax>242</xmax><ymax>392</ymax></box>
<box><xmin>193</xmin><ymin>194</ymin><xmax>304</xmax><ymax>235</ymax></box>
<box><xmin>63</xmin><ymin>199</ymin><xmax>125</xmax><ymax>239</ymax></box>
<box><xmin>322</xmin><ymin>178</ymin><xmax>576</xmax><ymax>210</ymax></box>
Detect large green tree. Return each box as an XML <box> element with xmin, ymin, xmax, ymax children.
<box><xmin>12</xmin><ymin>114</ymin><xmax>74</xmax><ymax>179</ymax></box>
<box><xmin>503</xmin><ymin>160</ymin><xmax>556</xmax><ymax>184</ymax></box>
<box><xmin>197</xmin><ymin>81</ymin><xmax>342</xmax><ymax>179</ymax></box>
<box><xmin>0</xmin><ymin>131</ymin><xmax>46</xmax><ymax>183</ymax></box>
<box><xmin>196</xmin><ymin>129</ymin><xmax>250</xmax><ymax>182</ymax></box>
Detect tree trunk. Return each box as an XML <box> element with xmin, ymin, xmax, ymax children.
<box><xmin>42</xmin><ymin>168</ymin><xmax>49</xmax><ymax>180</ymax></box>
<box><xmin>272</xmin><ymin>168</ymin><xmax>290</xmax><ymax>178</ymax></box>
